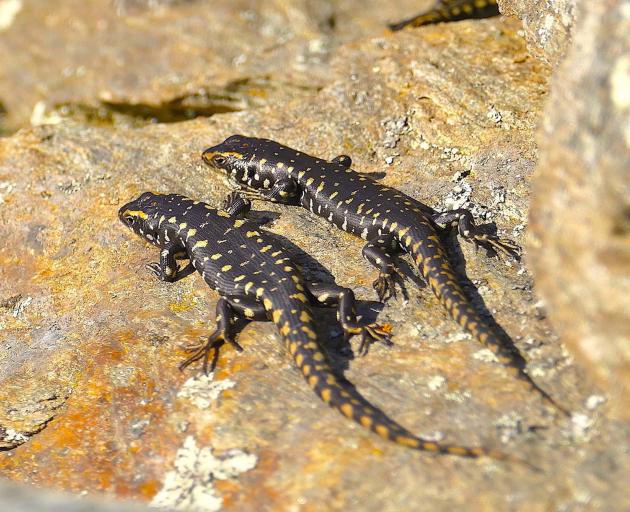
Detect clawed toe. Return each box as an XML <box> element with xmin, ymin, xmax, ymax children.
<box><xmin>373</xmin><ymin>275</ymin><xmax>395</xmax><ymax>302</ymax></box>
<box><xmin>178</xmin><ymin>331</ymin><xmax>243</xmax><ymax>375</ymax></box>
<box><xmin>178</xmin><ymin>338</ymin><xmax>222</xmax><ymax>375</ymax></box>
<box><xmin>222</xmin><ymin>191</ymin><xmax>252</xmax><ymax>216</ymax></box>
<box><xmin>236</xmin><ymin>189</ymin><xmax>266</xmax><ymax>202</ymax></box>
<box><xmin>373</xmin><ymin>268</ymin><xmax>406</xmax><ymax>303</ymax></box>
<box><xmin>145</xmin><ymin>262</ymin><xmax>162</xmax><ymax>278</ymax></box>
<box><xmin>146</xmin><ymin>262</ymin><xmax>180</xmax><ymax>281</ymax></box>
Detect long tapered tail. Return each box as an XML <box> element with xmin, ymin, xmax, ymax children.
<box><xmin>263</xmin><ymin>290</ymin><xmax>523</xmax><ymax>463</ymax></box>
<box><xmin>389</xmin><ymin>0</ymin><xmax>499</xmax><ymax>31</ymax></box>
<box><xmin>401</xmin><ymin>230</ymin><xmax>570</xmax><ymax>417</ymax></box>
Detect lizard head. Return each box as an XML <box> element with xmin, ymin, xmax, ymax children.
<box><xmin>119</xmin><ymin>191</ymin><xmax>164</xmax><ymax>246</ymax></box>
<box><xmin>203</xmin><ymin>135</ymin><xmax>294</xmax><ymax>192</ymax></box>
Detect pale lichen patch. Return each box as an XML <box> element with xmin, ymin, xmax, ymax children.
<box><xmin>426</xmin><ymin>375</ymin><xmax>446</xmax><ymax>391</ymax></box>
<box><xmin>1</xmin><ymin>427</ymin><xmax>29</xmax><ymax>444</ymax></box>
<box><xmin>150</xmin><ymin>436</ymin><xmax>257</xmax><ymax>512</ymax></box>
<box><xmin>472</xmin><ymin>348</ymin><xmax>499</xmax><ymax>363</ymax></box>
<box><xmin>177</xmin><ymin>372</ymin><xmax>235</xmax><ymax>410</ymax></box>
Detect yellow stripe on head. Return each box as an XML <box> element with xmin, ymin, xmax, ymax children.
<box><xmin>122</xmin><ymin>209</ymin><xmax>148</xmax><ymax>220</ymax></box>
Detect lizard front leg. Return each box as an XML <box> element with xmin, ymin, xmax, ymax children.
<box><xmin>237</xmin><ymin>177</ymin><xmax>301</xmax><ymax>205</ymax></box>
<box><xmin>179</xmin><ymin>296</ymin><xmax>268</xmax><ymax>374</ymax></box>
<box><xmin>146</xmin><ymin>242</ymin><xmax>194</xmax><ymax>283</ymax></box>
<box><xmin>221</xmin><ymin>191</ymin><xmax>252</xmax><ymax>217</ymax></box>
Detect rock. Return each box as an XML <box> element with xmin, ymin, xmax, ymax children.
<box><xmin>0</xmin><ymin>11</ymin><xmax>627</xmax><ymax>512</ymax></box>
<box><xmin>0</xmin><ymin>0</ymin><xmax>424</xmax><ymax>133</ymax></box>
<box><xmin>528</xmin><ymin>0</ymin><xmax>630</xmax><ymax>422</ymax></box>
<box><xmin>497</xmin><ymin>0</ymin><xmax>577</xmax><ymax>66</ymax></box>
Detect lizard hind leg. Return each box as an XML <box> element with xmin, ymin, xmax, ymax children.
<box><xmin>179</xmin><ymin>296</ymin><xmax>267</xmax><ymax>374</ymax></box>
<box><xmin>361</xmin><ymin>235</ymin><xmax>407</xmax><ymax>303</ymax></box>
<box><xmin>431</xmin><ymin>209</ymin><xmax>522</xmax><ymax>260</ymax></box>
<box><xmin>306</xmin><ymin>281</ymin><xmax>393</xmax><ymax>356</ymax></box>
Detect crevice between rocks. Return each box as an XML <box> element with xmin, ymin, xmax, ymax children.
<box><xmin>50</xmin><ymin>76</ymin><xmax>323</xmax><ymax>128</ymax></box>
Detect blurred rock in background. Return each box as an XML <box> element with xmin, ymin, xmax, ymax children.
<box><xmin>527</xmin><ymin>0</ymin><xmax>630</xmax><ymax>421</ymax></box>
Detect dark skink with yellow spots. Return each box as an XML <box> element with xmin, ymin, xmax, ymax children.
<box><xmin>119</xmin><ymin>191</ymin><xmax>521</xmax><ymax>462</ymax></box>
<box><xmin>389</xmin><ymin>0</ymin><xmax>499</xmax><ymax>31</ymax></box>
<box><xmin>202</xmin><ymin>135</ymin><xmax>569</xmax><ymax>416</ymax></box>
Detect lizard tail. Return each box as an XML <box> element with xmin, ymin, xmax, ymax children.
<box><xmin>402</xmin><ymin>232</ymin><xmax>570</xmax><ymax>417</ymax></box>
<box><xmin>263</xmin><ymin>290</ymin><xmax>526</xmax><ymax>464</ymax></box>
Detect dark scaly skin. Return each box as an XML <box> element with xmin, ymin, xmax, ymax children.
<box><xmin>389</xmin><ymin>0</ymin><xmax>499</xmax><ymax>31</ymax></box>
<box><xmin>202</xmin><ymin>135</ymin><xmax>569</xmax><ymax>417</ymax></box>
<box><xmin>119</xmin><ymin>192</ymin><xmax>525</xmax><ymax>464</ymax></box>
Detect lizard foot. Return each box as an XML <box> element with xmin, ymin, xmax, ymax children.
<box><xmin>145</xmin><ymin>262</ymin><xmax>182</xmax><ymax>282</ymax></box>
<box><xmin>470</xmin><ymin>233</ymin><xmax>522</xmax><ymax>261</ymax></box>
<box><xmin>221</xmin><ymin>191</ymin><xmax>252</xmax><ymax>217</ymax></box>
<box><xmin>179</xmin><ymin>330</ymin><xmax>244</xmax><ymax>375</ymax></box>
<box><xmin>343</xmin><ymin>322</ymin><xmax>393</xmax><ymax>356</ymax></box>
<box><xmin>373</xmin><ymin>267</ymin><xmax>407</xmax><ymax>303</ymax></box>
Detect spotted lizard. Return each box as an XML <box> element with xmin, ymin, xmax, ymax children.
<box><xmin>119</xmin><ymin>191</ymin><xmax>521</xmax><ymax>462</ymax></box>
<box><xmin>389</xmin><ymin>0</ymin><xmax>499</xmax><ymax>31</ymax></box>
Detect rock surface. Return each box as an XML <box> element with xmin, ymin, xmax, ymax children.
<box><xmin>0</xmin><ymin>0</ymin><xmax>424</xmax><ymax>134</ymax></box>
<box><xmin>0</xmin><ymin>5</ymin><xmax>628</xmax><ymax>512</ymax></box>
<box><xmin>528</xmin><ymin>0</ymin><xmax>630</xmax><ymax>422</ymax></box>
<box><xmin>497</xmin><ymin>0</ymin><xmax>577</xmax><ymax>66</ymax></box>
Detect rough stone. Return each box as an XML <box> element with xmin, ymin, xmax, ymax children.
<box><xmin>0</xmin><ymin>12</ymin><xmax>628</xmax><ymax>512</ymax></box>
<box><xmin>528</xmin><ymin>0</ymin><xmax>630</xmax><ymax>422</ymax></box>
<box><xmin>497</xmin><ymin>0</ymin><xmax>577</xmax><ymax>66</ymax></box>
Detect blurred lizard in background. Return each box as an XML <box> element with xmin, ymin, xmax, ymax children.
<box><xmin>388</xmin><ymin>0</ymin><xmax>499</xmax><ymax>31</ymax></box>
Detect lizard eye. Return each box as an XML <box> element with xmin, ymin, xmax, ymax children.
<box><xmin>213</xmin><ymin>155</ymin><xmax>227</xmax><ymax>166</ymax></box>
<box><xmin>126</xmin><ymin>216</ymin><xmax>136</xmax><ymax>226</ymax></box>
